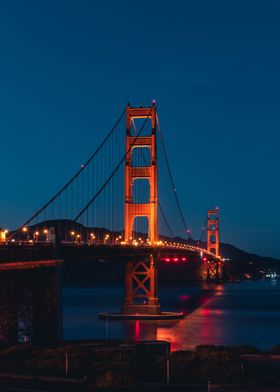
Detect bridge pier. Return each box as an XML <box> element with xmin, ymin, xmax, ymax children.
<box><xmin>205</xmin><ymin>208</ymin><xmax>223</xmax><ymax>281</ymax></box>
<box><xmin>31</xmin><ymin>266</ymin><xmax>62</xmax><ymax>344</ymax></box>
<box><xmin>206</xmin><ymin>259</ymin><xmax>223</xmax><ymax>281</ymax></box>
<box><xmin>0</xmin><ymin>262</ymin><xmax>62</xmax><ymax>345</ymax></box>
<box><xmin>100</xmin><ymin>252</ymin><xmax>183</xmax><ymax>320</ymax></box>
<box><xmin>122</xmin><ymin>255</ymin><xmax>160</xmax><ymax>315</ymax></box>
<box><xmin>0</xmin><ymin>271</ymin><xmax>19</xmax><ymax>343</ymax></box>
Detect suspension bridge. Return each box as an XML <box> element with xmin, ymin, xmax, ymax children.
<box><xmin>0</xmin><ymin>102</ymin><xmax>223</xmax><ymax>338</ymax></box>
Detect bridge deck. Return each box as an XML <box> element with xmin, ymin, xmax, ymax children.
<box><xmin>0</xmin><ymin>243</ymin><xmax>221</xmax><ymax>264</ymax></box>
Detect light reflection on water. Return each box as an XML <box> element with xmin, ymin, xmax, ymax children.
<box><xmin>63</xmin><ymin>279</ymin><xmax>280</xmax><ymax>351</ymax></box>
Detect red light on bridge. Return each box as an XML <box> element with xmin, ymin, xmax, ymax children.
<box><xmin>202</xmin><ymin>257</ymin><xmax>208</xmax><ymax>262</ymax></box>
<box><xmin>202</xmin><ymin>309</ymin><xmax>211</xmax><ymax>316</ymax></box>
<box><xmin>162</xmin><ymin>256</ymin><xmax>187</xmax><ymax>263</ymax></box>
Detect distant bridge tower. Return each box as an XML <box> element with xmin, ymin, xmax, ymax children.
<box><xmin>124</xmin><ymin>103</ymin><xmax>158</xmax><ymax>244</ymax></box>
<box><xmin>206</xmin><ymin>208</ymin><xmax>222</xmax><ymax>280</ymax></box>
<box><xmin>123</xmin><ymin>103</ymin><xmax>160</xmax><ymax>315</ymax></box>
<box><xmin>207</xmin><ymin>208</ymin><xmax>219</xmax><ymax>256</ymax></box>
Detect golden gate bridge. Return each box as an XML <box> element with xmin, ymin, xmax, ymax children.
<box><xmin>0</xmin><ymin>102</ymin><xmax>223</xmax><ymax>341</ymax></box>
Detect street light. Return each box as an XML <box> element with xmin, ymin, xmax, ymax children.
<box><xmin>22</xmin><ymin>227</ymin><xmax>29</xmax><ymax>241</ymax></box>
<box><xmin>43</xmin><ymin>229</ymin><xmax>48</xmax><ymax>241</ymax></box>
<box><xmin>90</xmin><ymin>233</ymin><xmax>95</xmax><ymax>244</ymax></box>
<box><xmin>70</xmin><ymin>231</ymin><xmax>75</xmax><ymax>242</ymax></box>
<box><xmin>34</xmin><ymin>231</ymin><xmax>39</xmax><ymax>242</ymax></box>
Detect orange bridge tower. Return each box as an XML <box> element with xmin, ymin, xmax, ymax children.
<box><xmin>124</xmin><ymin>103</ymin><xmax>158</xmax><ymax>244</ymax></box>
<box><xmin>123</xmin><ymin>103</ymin><xmax>160</xmax><ymax>315</ymax></box>
<box><xmin>206</xmin><ymin>208</ymin><xmax>222</xmax><ymax>280</ymax></box>
<box><xmin>207</xmin><ymin>208</ymin><xmax>219</xmax><ymax>257</ymax></box>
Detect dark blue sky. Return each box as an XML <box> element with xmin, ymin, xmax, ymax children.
<box><xmin>0</xmin><ymin>0</ymin><xmax>279</xmax><ymax>257</ymax></box>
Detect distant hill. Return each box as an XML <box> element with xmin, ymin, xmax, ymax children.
<box><xmin>184</xmin><ymin>238</ymin><xmax>280</xmax><ymax>279</ymax></box>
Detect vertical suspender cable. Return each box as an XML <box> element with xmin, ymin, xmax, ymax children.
<box><xmin>73</xmin><ymin>108</ymin><xmax>153</xmax><ymax>222</ymax></box>
<box><xmin>9</xmin><ymin>108</ymin><xmax>126</xmax><ymax>240</ymax></box>
<box><xmin>131</xmin><ymin>118</ymin><xmax>175</xmax><ymax>239</ymax></box>
<box><xmin>156</xmin><ymin>113</ymin><xmax>190</xmax><ymax>239</ymax></box>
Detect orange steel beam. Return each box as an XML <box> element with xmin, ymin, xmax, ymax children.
<box><xmin>124</xmin><ymin>103</ymin><xmax>158</xmax><ymax>244</ymax></box>
<box><xmin>206</xmin><ymin>208</ymin><xmax>221</xmax><ymax>280</ymax></box>
<box><xmin>122</xmin><ymin>254</ymin><xmax>160</xmax><ymax>315</ymax></box>
<box><xmin>207</xmin><ymin>208</ymin><xmax>219</xmax><ymax>256</ymax></box>
<box><xmin>123</xmin><ymin>103</ymin><xmax>160</xmax><ymax>314</ymax></box>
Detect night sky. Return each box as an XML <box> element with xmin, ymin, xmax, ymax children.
<box><xmin>0</xmin><ymin>1</ymin><xmax>279</xmax><ymax>257</ymax></box>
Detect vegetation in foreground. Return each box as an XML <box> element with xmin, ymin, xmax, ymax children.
<box><xmin>0</xmin><ymin>342</ymin><xmax>280</xmax><ymax>390</ymax></box>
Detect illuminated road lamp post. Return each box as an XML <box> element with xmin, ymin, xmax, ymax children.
<box><xmin>70</xmin><ymin>231</ymin><xmax>75</xmax><ymax>243</ymax></box>
<box><xmin>115</xmin><ymin>235</ymin><xmax>122</xmax><ymax>244</ymax></box>
<box><xmin>34</xmin><ymin>231</ymin><xmax>39</xmax><ymax>242</ymax></box>
<box><xmin>76</xmin><ymin>234</ymin><xmax>81</xmax><ymax>244</ymax></box>
<box><xmin>104</xmin><ymin>233</ymin><xmax>109</xmax><ymax>244</ymax></box>
<box><xmin>43</xmin><ymin>229</ymin><xmax>48</xmax><ymax>242</ymax></box>
<box><xmin>90</xmin><ymin>233</ymin><xmax>95</xmax><ymax>244</ymax></box>
<box><xmin>22</xmin><ymin>226</ymin><xmax>29</xmax><ymax>241</ymax></box>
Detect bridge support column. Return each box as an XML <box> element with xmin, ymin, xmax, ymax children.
<box><xmin>206</xmin><ymin>208</ymin><xmax>223</xmax><ymax>281</ymax></box>
<box><xmin>124</xmin><ymin>104</ymin><xmax>158</xmax><ymax>245</ymax></box>
<box><xmin>31</xmin><ymin>266</ymin><xmax>62</xmax><ymax>344</ymax></box>
<box><xmin>0</xmin><ymin>271</ymin><xmax>19</xmax><ymax>343</ymax></box>
<box><xmin>206</xmin><ymin>260</ymin><xmax>219</xmax><ymax>280</ymax></box>
<box><xmin>122</xmin><ymin>255</ymin><xmax>160</xmax><ymax>315</ymax></box>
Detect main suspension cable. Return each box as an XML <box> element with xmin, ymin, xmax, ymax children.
<box><xmin>74</xmin><ymin>108</ymin><xmax>153</xmax><ymax>222</ymax></box>
<box><xmin>9</xmin><ymin>108</ymin><xmax>126</xmax><ymax>239</ymax></box>
<box><xmin>199</xmin><ymin>216</ymin><xmax>208</xmax><ymax>243</ymax></box>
